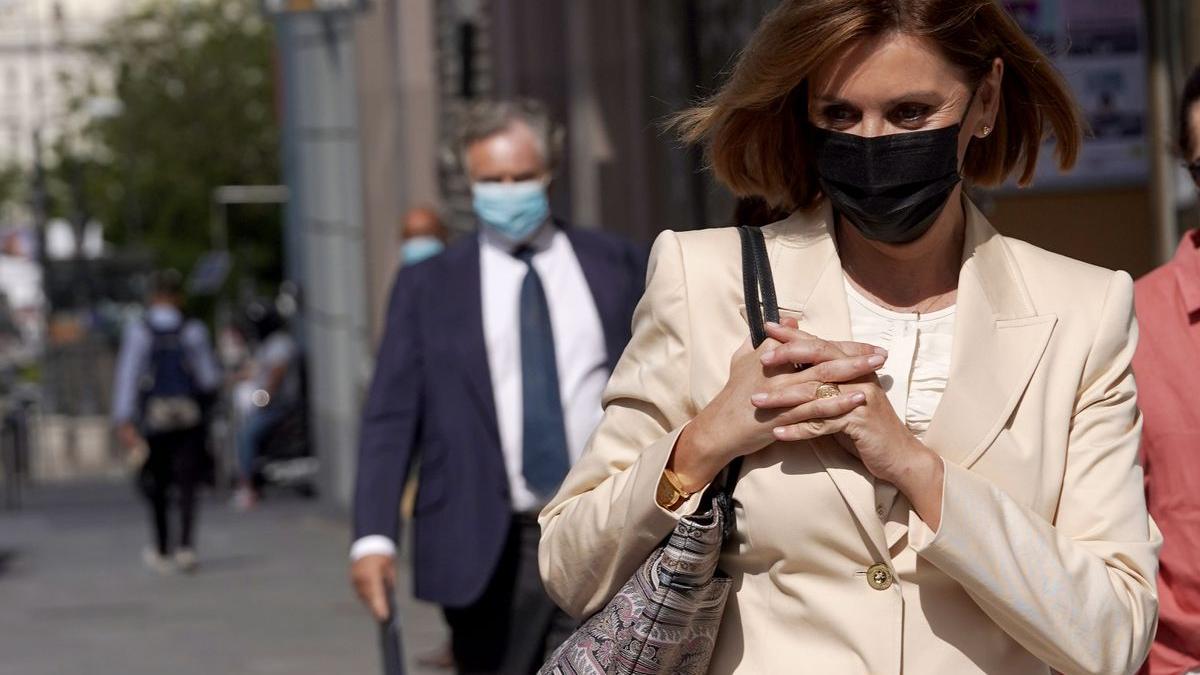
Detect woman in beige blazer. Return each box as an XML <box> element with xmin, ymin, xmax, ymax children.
<box><xmin>539</xmin><ymin>1</ymin><xmax>1160</xmax><ymax>673</ymax></box>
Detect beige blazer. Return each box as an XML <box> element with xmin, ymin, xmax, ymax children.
<box><xmin>539</xmin><ymin>198</ymin><xmax>1160</xmax><ymax>675</ymax></box>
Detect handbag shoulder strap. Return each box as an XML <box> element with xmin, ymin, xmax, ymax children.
<box><xmin>724</xmin><ymin>226</ymin><xmax>779</xmax><ymax>496</ymax></box>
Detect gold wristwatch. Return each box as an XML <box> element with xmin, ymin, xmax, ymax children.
<box><xmin>655</xmin><ymin>467</ymin><xmax>694</xmax><ymax>511</ymax></box>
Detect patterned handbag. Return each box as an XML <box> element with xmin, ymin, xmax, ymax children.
<box><xmin>539</xmin><ymin>226</ymin><xmax>778</xmax><ymax>675</ymax></box>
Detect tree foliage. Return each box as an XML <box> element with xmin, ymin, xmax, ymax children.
<box><xmin>53</xmin><ymin>0</ymin><xmax>282</xmax><ymax>283</ymax></box>
<box><xmin>0</xmin><ymin>164</ymin><xmax>23</xmax><ymax>212</ymax></box>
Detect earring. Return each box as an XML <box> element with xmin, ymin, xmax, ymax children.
<box><xmin>980</xmin><ymin>125</ymin><xmax>992</xmax><ymax>137</ymax></box>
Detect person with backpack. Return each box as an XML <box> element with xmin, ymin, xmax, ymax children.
<box><xmin>112</xmin><ymin>270</ymin><xmax>221</xmax><ymax>573</ymax></box>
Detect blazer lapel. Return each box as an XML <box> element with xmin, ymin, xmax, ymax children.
<box><xmin>442</xmin><ymin>238</ymin><xmax>501</xmax><ymax>446</ymax></box>
<box><xmin>922</xmin><ymin>200</ymin><xmax>1057</xmax><ymax>468</ymax></box>
<box><xmin>765</xmin><ymin>203</ymin><xmax>890</xmax><ymax>560</ymax></box>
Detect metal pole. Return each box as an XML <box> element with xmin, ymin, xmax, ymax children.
<box><xmin>30</xmin><ymin>130</ymin><xmax>52</xmax><ymax>420</ymax></box>
<box><xmin>1146</xmin><ymin>0</ymin><xmax>1180</xmax><ymax>264</ymax></box>
<box><xmin>31</xmin><ymin>131</ymin><xmax>48</xmax><ymax>273</ymax></box>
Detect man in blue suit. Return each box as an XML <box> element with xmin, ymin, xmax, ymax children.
<box><xmin>350</xmin><ymin>99</ymin><xmax>647</xmax><ymax>674</ymax></box>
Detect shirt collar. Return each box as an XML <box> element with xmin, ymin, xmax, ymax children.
<box><xmin>477</xmin><ymin>217</ymin><xmax>557</xmax><ymax>256</ymax></box>
<box><xmin>146</xmin><ymin>303</ymin><xmax>182</xmax><ymax>329</ymax></box>
<box><xmin>1172</xmin><ymin>229</ymin><xmax>1200</xmax><ymax>315</ymax></box>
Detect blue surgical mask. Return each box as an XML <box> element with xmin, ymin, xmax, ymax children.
<box><xmin>471</xmin><ymin>180</ymin><xmax>549</xmax><ymax>243</ymax></box>
<box><xmin>400</xmin><ymin>236</ymin><xmax>445</xmax><ymax>265</ymax></box>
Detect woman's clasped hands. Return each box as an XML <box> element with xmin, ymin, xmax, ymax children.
<box><xmin>672</xmin><ymin>319</ymin><xmax>943</xmax><ymax>503</ymax></box>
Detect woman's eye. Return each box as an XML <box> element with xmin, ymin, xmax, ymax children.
<box><xmin>892</xmin><ymin>104</ymin><xmax>932</xmax><ymax>124</ymax></box>
<box><xmin>821</xmin><ymin>106</ymin><xmax>858</xmax><ymax>125</ymax></box>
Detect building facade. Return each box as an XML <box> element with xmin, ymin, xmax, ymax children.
<box><xmin>0</xmin><ymin>0</ymin><xmax>124</xmax><ymax>168</ymax></box>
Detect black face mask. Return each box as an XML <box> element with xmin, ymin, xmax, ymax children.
<box><xmin>811</xmin><ymin>114</ymin><xmax>967</xmax><ymax>245</ymax></box>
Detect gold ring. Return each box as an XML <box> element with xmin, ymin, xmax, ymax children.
<box><xmin>814</xmin><ymin>383</ymin><xmax>841</xmax><ymax>399</ymax></box>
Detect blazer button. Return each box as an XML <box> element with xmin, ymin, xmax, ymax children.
<box><xmin>866</xmin><ymin>563</ymin><xmax>894</xmax><ymax>591</ymax></box>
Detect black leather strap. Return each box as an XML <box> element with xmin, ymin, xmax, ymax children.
<box><xmin>739</xmin><ymin>226</ymin><xmax>766</xmax><ymax>347</ymax></box>
<box><xmin>723</xmin><ymin>226</ymin><xmax>779</xmax><ymax>497</ymax></box>
<box><xmin>737</xmin><ymin>226</ymin><xmax>779</xmax><ymax>347</ymax></box>
<box><xmin>749</xmin><ymin>227</ymin><xmax>780</xmax><ymax>327</ymax></box>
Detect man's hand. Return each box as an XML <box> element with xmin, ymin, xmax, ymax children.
<box><xmin>116</xmin><ymin>422</ymin><xmax>144</xmax><ymax>453</ymax></box>
<box><xmin>350</xmin><ymin>554</ymin><xmax>396</xmax><ymax>621</ymax></box>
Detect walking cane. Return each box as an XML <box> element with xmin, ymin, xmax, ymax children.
<box><xmin>380</xmin><ymin>591</ymin><xmax>405</xmax><ymax>675</ymax></box>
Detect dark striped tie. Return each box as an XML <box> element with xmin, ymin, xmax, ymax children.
<box><xmin>514</xmin><ymin>247</ymin><xmax>570</xmax><ymax>496</ymax></box>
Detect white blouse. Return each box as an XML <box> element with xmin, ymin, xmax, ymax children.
<box><xmin>843</xmin><ymin>277</ymin><xmax>956</xmax><ymax>545</ymax></box>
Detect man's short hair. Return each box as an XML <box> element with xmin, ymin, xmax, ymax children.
<box><xmin>455</xmin><ymin>98</ymin><xmax>564</xmax><ymax>174</ymax></box>
<box><xmin>151</xmin><ymin>269</ymin><xmax>184</xmax><ymax>297</ymax></box>
<box><xmin>1179</xmin><ymin>65</ymin><xmax>1200</xmax><ymax>158</ymax></box>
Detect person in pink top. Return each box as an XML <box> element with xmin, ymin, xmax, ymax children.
<box><xmin>1134</xmin><ymin>65</ymin><xmax>1200</xmax><ymax>675</ymax></box>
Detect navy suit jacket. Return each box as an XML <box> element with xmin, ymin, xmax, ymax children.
<box><xmin>353</xmin><ymin>222</ymin><xmax>648</xmax><ymax>608</ymax></box>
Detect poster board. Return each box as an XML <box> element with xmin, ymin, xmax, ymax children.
<box><xmin>1002</xmin><ymin>0</ymin><xmax>1148</xmax><ymax>190</ymax></box>
<box><xmin>262</xmin><ymin>0</ymin><xmax>367</xmax><ymax>15</ymax></box>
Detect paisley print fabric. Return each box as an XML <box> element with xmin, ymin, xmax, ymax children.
<box><xmin>539</xmin><ymin>495</ymin><xmax>731</xmax><ymax>675</ymax></box>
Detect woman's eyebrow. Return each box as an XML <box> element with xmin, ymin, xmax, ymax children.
<box><xmin>812</xmin><ymin>94</ymin><xmax>853</xmax><ymax>105</ymax></box>
<box><xmin>883</xmin><ymin>91</ymin><xmax>944</xmax><ymax>104</ymax></box>
<box><xmin>813</xmin><ymin>91</ymin><xmax>945</xmax><ymax>106</ymax></box>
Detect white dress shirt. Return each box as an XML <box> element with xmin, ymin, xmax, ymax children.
<box><xmin>844</xmin><ymin>277</ymin><xmax>956</xmax><ymax>543</ymax></box>
<box><xmin>351</xmin><ymin>223</ymin><xmax>609</xmax><ymax>561</ymax></box>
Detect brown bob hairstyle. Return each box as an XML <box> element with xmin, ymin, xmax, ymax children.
<box><xmin>673</xmin><ymin>0</ymin><xmax>1086</xmax><ymax>212</ymax></box>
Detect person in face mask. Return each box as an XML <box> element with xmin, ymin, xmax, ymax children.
<box><xmin>397</xmin><ymin>206</ymin><xmax>448</xmax><ymax>266</ymax></box>
<box><xmin>349</xmin><ymin>98</ymin><xmax>648</xmax><ymax>673</ymax></box>
<box><xmin>537</xmin><ymin>3</ymin><xmax>1158</xmax><ymax>675</ymax></box>
<box><xmin>1132</xmin><ymin>63</ymin><xmax>1200</xmax><ymax>675</ymax></box>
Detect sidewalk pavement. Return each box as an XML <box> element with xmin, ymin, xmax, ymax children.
<box><xmin>0</xmin><ymin>479</ymin><xmax>448</xmax><ymax>675</ymax></box>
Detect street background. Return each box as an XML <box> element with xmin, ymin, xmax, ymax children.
<box><xmin>1</xmin><ymin>479</ymin><xmax>445</xmax><ymax>675</ymax></box>
<box><xmin>1</xmin><ymin>0</ymin><xmax>1199</xmax><ymax>673</ymax></box>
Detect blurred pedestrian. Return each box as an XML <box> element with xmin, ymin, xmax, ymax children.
<box><xmin>1133</xmin><ymin>63</ymin><xmax>1200</xmax><ymax>675</ymax></box>
<box><xmin>232</xmin><ymin>298</ymin><xmax>302</xmax><ymax>510</ymax></box>
<box><xmin>112</xmin><ymin>269</ymin><xmax>220</xmax><ymax>574</ymax></box>
<box><xmin>350</xmin><ymin>98</ymin><xmax>647</xmax><ymax>673</ymax></box>
<box><xmin>539</xmin><ymin>2</ymin><xmax>1157</xmax><ymax>674</ymax></box>
<box><xmin>398</xmin><ymin>205</ymin><xmax>448</xmax><ymax>266</ymax></box>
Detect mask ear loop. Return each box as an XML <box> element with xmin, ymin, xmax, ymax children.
<box><xmin>954</xmin><ymin>85</ymin><xmax>983</xmax><ymax>175</ymax></box>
